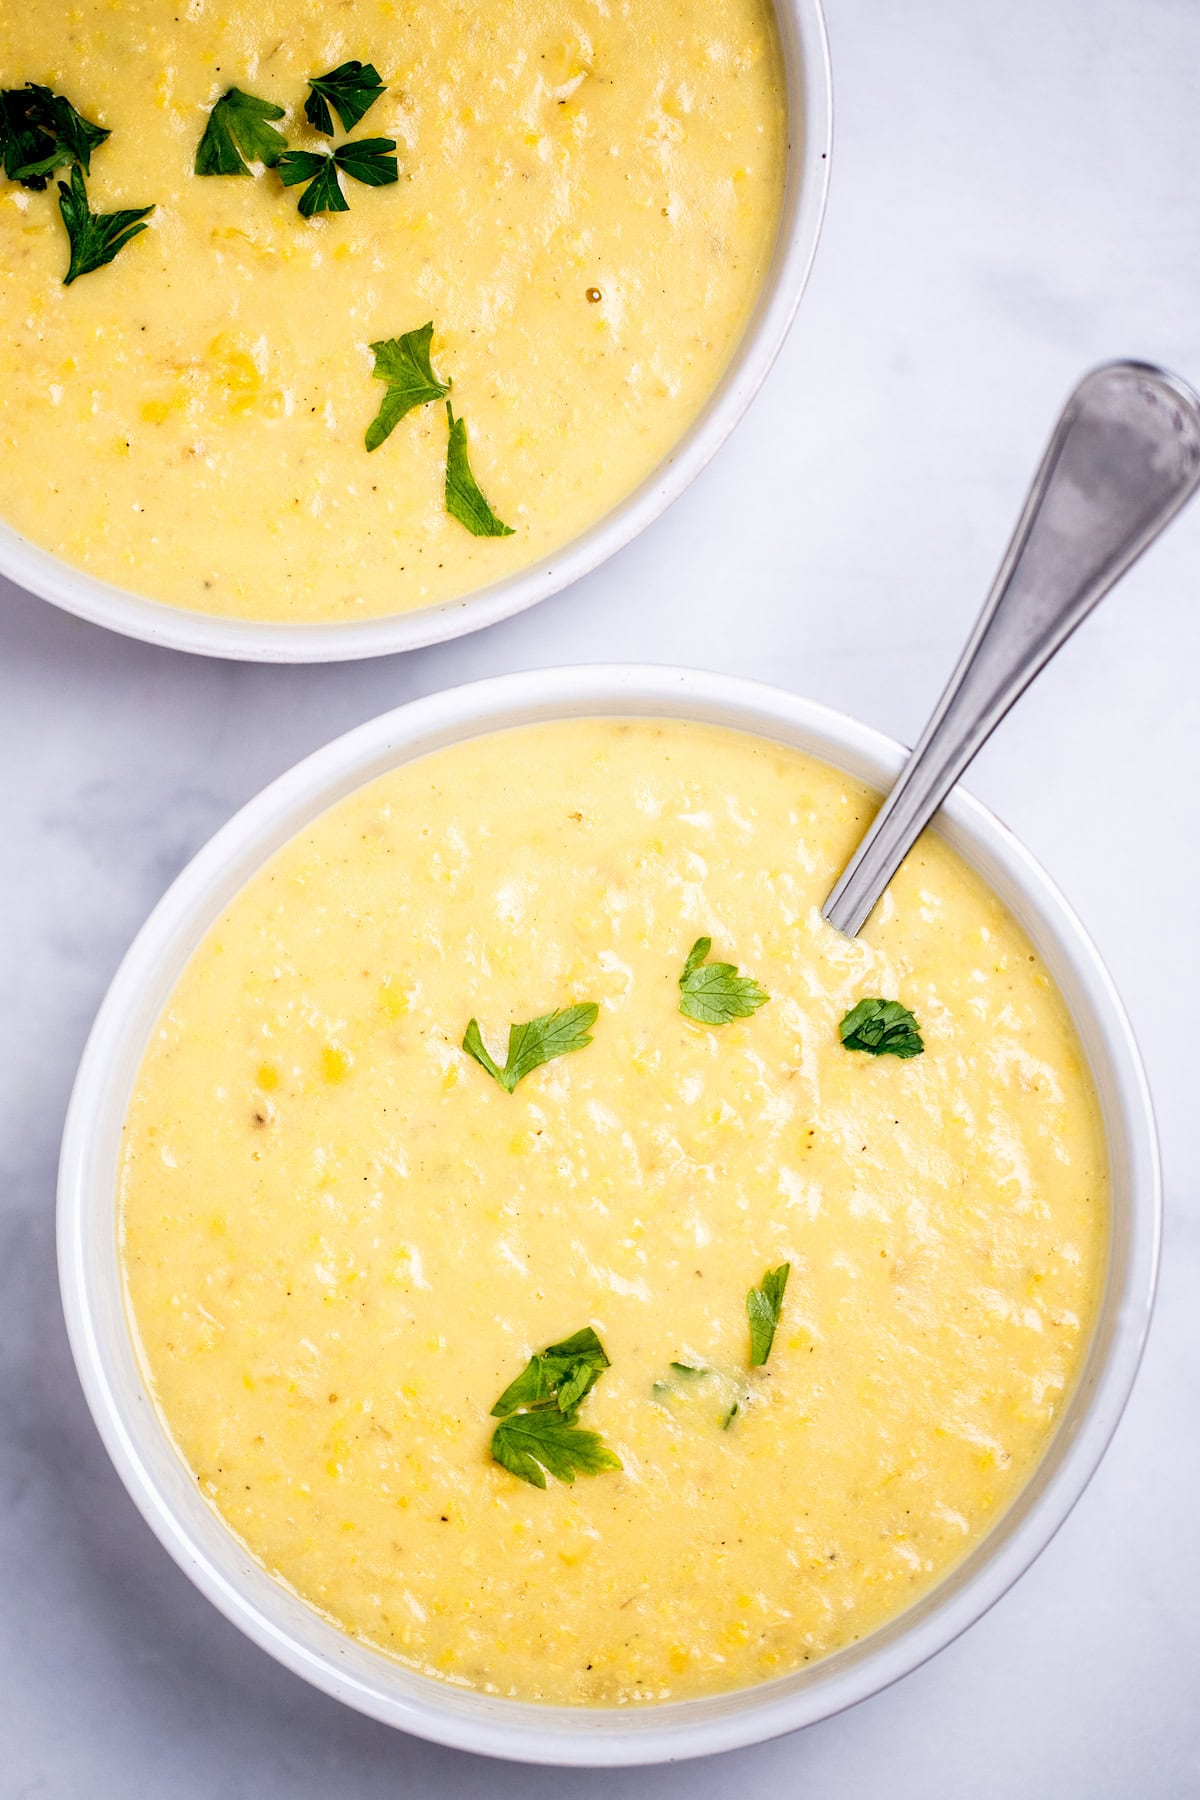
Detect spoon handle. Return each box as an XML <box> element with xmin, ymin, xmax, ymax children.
<box><xmin>823</xmin><ymin>360</ymin><xmax>1200</xmax><ymax>938</ymax></box>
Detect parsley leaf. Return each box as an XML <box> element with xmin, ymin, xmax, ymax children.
<box><xmin>463</xmin><ymin>1002</ymin><xmax>598</xmax><ymax>1093</ymax></box>
<box><xmin>445</xmin><ymin>402</ymin><xmax>514</xmax><ymax>536</ymax></box>
<box><xmin>365</xmin><ymin>322</ymin><xmax>450</xmax><ymax>451</ymax></box>
<box><xmin>490</xmin><ymin>1326</ymin><xmax>610</xmax><ymax>1418</ymax></box>
<box><xmin>747</xmin><ymin>1262</ymin><xmax>790</xmax><ymax>1367</ymax></box>
<box><xmin>335</xmin><ymin>135</ymin><xmax>400</xmax><ymax>188</ymax></box>
<box><xmin>0</xmin><ymin>85</ymin><xmax>110</xmax><ymax>189</ymax></box>
<box><xmin>49</xmin><ymin>92</ymin><xmax>110</xmax><ymax>176</ymax></box>
<box><xmin>57</xmin><ymin>165</ymin><xmax>153</xmax><ymax>286</ymax></box>
<box><xmin>278</xmin><ymin>137</ymin><xmax>397</xmax><ymax>216</ymax></box>
<box><xmin>489</xmin><ymin>1325</ymin><xmax>622</xmax><ymax>1488</ymax></box>
<box><xmin>277</xmin><ymin>149</ymin><xmax>346</xmax><ymax>215</ymax></box>
<box><xmin>653</xmin><ymin>1359</ymin><xmax>751</xmax><ymax>1430</ymax></box>
<box><xmin>678</xmin><ymin>936</ymin><xmax>769</xmax><ymax>1025</ymax></box>
<box><xmin>1</xmin><ymin>87</ymin><xmax>98</xmax><ymax>189</ymax></box>
<box><xmin>491</xmin><ymin>1408</ymin><xmax>622</xmax><ymax>1489</ymax></box>
<box><xmin>839</xmin><ymin>998</ymin><xmax>924</xmax><ymax>1059</ymax></box>
<box><xmin>194</xmin><ymin>88</ymin><xmax>287</xmax><ymax>177</ymax></box>
<box><xmin>304</xmin><ymin>61</ymin><xmax>386</xmax><ymax>136</ymax></box>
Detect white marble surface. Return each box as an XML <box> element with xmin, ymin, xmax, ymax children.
<box><xmin>4</xmin><ymin>0</ymin><xmax>1200</xmax><ymax>1792</ymax></box>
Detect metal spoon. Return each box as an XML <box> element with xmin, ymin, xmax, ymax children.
<box><xmin>823</xmin><ymin>360</ymin><xmax>1200</xmax><ymax>938</ymax></box>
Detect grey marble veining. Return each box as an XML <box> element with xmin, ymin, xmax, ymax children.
<box><xmin>4</xmin><ymin>0</ymin><xmax>1200</xmax><ymax>1793</ymax></box>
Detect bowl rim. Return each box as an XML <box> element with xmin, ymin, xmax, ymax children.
<box><xmin>57</xmin><ymin>664</ymin><xmax>1161</xmax><ymax>1767</ymax></box>
<box><xmin>0</xmin><ymin>0</ymin><xmax>832</xmax><ymax>663</ymax></box>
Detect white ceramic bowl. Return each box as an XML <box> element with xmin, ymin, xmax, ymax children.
<box><xmin>58</xmin><ymin>666</ymin><xmax>1159</xmax><ymax>1765</ymax></box>
<box><xmin>2</xmin><ymin>6</ymin><xmax>830</xmax><ymax>663</ymax></box>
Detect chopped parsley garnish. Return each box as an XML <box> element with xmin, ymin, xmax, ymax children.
<box><xmin>194</xmin><ymin>88</ymin><xmax>287</xmax><ymax>176</ymax></box>
<box><xmin>654</xmin><ymin>1361</ymin><xmax>711</xmax><ymax>1400</ymax></box>
<box><xmin>489</xmin><ymin>1326</ymin><xmax>622</xmax><ymax>1489</ymax></box>
<box><xmin>278</xmin><ymin>136</ymin><xmax>397</xmax><ymax>216</ymax></box>
<box><xmin>678</xmin><ymin>936</ymin><xmax>769</xmax><ymax>1025</ymax></box>
<box><xmin>839</xmin><ymin>998</ymin><xmax>924</xmax><ymax>1059</ymax></box>
<box><xmin>463</xmin><ymin>1003</ymin><xmax>598</xmax><ymax>1093</ymax></box>
<box><xmin>0</xmin><ymin>84</ymin><xmax>109</xmax><ymax>189</ymax></box>
<box><xmin>365</xmin><ymin>323</ymin><xmax>450</xmax><ymax>450</ymax></box>
<box><xmin>445</xmin><ymin>402</ymin><xmax>514</xmax><ymax>536</ymax></box>
<box><xmin>747</xmin><ymin>1262</ymin><xmax>790</xmax><ymax>1367</ymax></box>
<box><xmin>57</xmin><ymin>164</ymin><xmax>153</xmax><ymax>285</ymax></box>
<box><xmin>653</xmin><ymin>1361</ymin><xmax>755</xmax><ymax>1433</ymax></box>
<box><xmin>304</xmin><ymin>61</ymin><xmax>386</xmax><ymax>135</ymax></box>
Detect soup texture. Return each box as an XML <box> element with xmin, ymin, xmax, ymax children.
<box><xmin>0</xmin><ymin>2</ymin><xmax>786</xmax><ymax>623</ymax></box>
<box><xmin>120</xmin><ymin>720</ymin><xmax>1107</xmax><ymax>1704</ymax></box>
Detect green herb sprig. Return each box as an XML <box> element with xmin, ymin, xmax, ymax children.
<box><xmin>839</xmin><ymin>998</ymin><xmax>924</xmax><ymax>1059</ymax></box>
<box><xmin>365</xmin><ymin>323</ymin><xmax>450</xmax><ymax>451</ymax></box>
<box><xmin>0</xmin><ymin>83</ymin><xmax>148</xmax><ymax>285</ymax></box>
<box><xmin>492</xmin><ymin>1326</ymin><xmax>611</xmax><ymax>1417</ymax></box>
<box><xmin>463</xmin><ymin>1003</ymin><xmax>598</xmax><ymax>1094</ymax></box>
<box><xmin>747</xmin><ymin>1262</ymin><xmax>790</xmax><ymax>1367</ymax></box>
<box><xmin>193</xmin><ymin>67</ymin><xmax>396</xmax><ymax>217</ymax></box>
<box><xmin>0</xmin><ymin>84</ymin><xmax>109</xmax><ymax>188</ymax></box>
<box><xmin>58</xmin><ymin>164</ymin><xmax>153</xmax><ymax>285</ymax></box>
<box><xmin>678</xmin><ymin>937</ymin><xmax>769</xmax><ymax>1025</ymax></box>
<box><xmin>194</xmin><ymin>88</ymin><xmax>287</xmax><ymax>176</ymax></box>
<box><xmin>490</xmin><ymin>1326</ymin><xmax>622</xmax><ymax>1488</ymax></box>
<box><xmin>360</xmin><ymin>333</ymin><xmax>516</xmax><ymax>538</ymax></box>
<box><xmin>445</xmin><ymin>402</ymin><xmax>514</xmax><ymax>536</ymax></box>
<box><xmin>278</xmin><ymin>137</ymin><xmax>398</xmax><ymax>216</ymax></box>
<box><xmin>304</xmin><ymin>61</ymin><xmax>386</xmax><ymax>135</ymax></box>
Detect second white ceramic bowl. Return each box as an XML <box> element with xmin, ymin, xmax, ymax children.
<box><xmin>58</xmin><ymin>666</ymin><xmax>1159</xmax><ymax>1766</ymax></box>
<box><xmin>1</xmin><ymin>2</ymin><xmax>831</xmax><ymax>661</ymax></box>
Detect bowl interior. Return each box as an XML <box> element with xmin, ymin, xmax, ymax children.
<box><xmin>1</xmin><ymin>1</ymin><xmax>831</xmax><ymax>663</ymax></box>
<box><xmin>57</xmin><ymin>668</ymin><xmax>1159</xmax><ymax>1765</ymax></box>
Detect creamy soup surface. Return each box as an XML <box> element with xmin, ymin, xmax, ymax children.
<box><xmin>0</xmin><ymin>1</ymin><xmax>785</xmax><ymax>622</ymax></box>
<box><xmin>120</xmin><ymin>720</ymin><xmax>1107</xmax><ymax>1704</ymax></box>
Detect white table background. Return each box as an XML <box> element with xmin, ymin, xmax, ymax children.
<box><xmin>4</xmin><ymin>0</ymin><xmax>1199</xmax><ymax>1792</ymax></box>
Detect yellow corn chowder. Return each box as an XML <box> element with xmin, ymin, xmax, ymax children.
<box><xmin>0</xmin><ymin>0</ymin><xmax>787</xmax><ymax>622</ymax></box>
<box><xmin>119</xmin><ymin>719</ymin><xmax>1107</xmax><ymax>1706</ymax></box>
